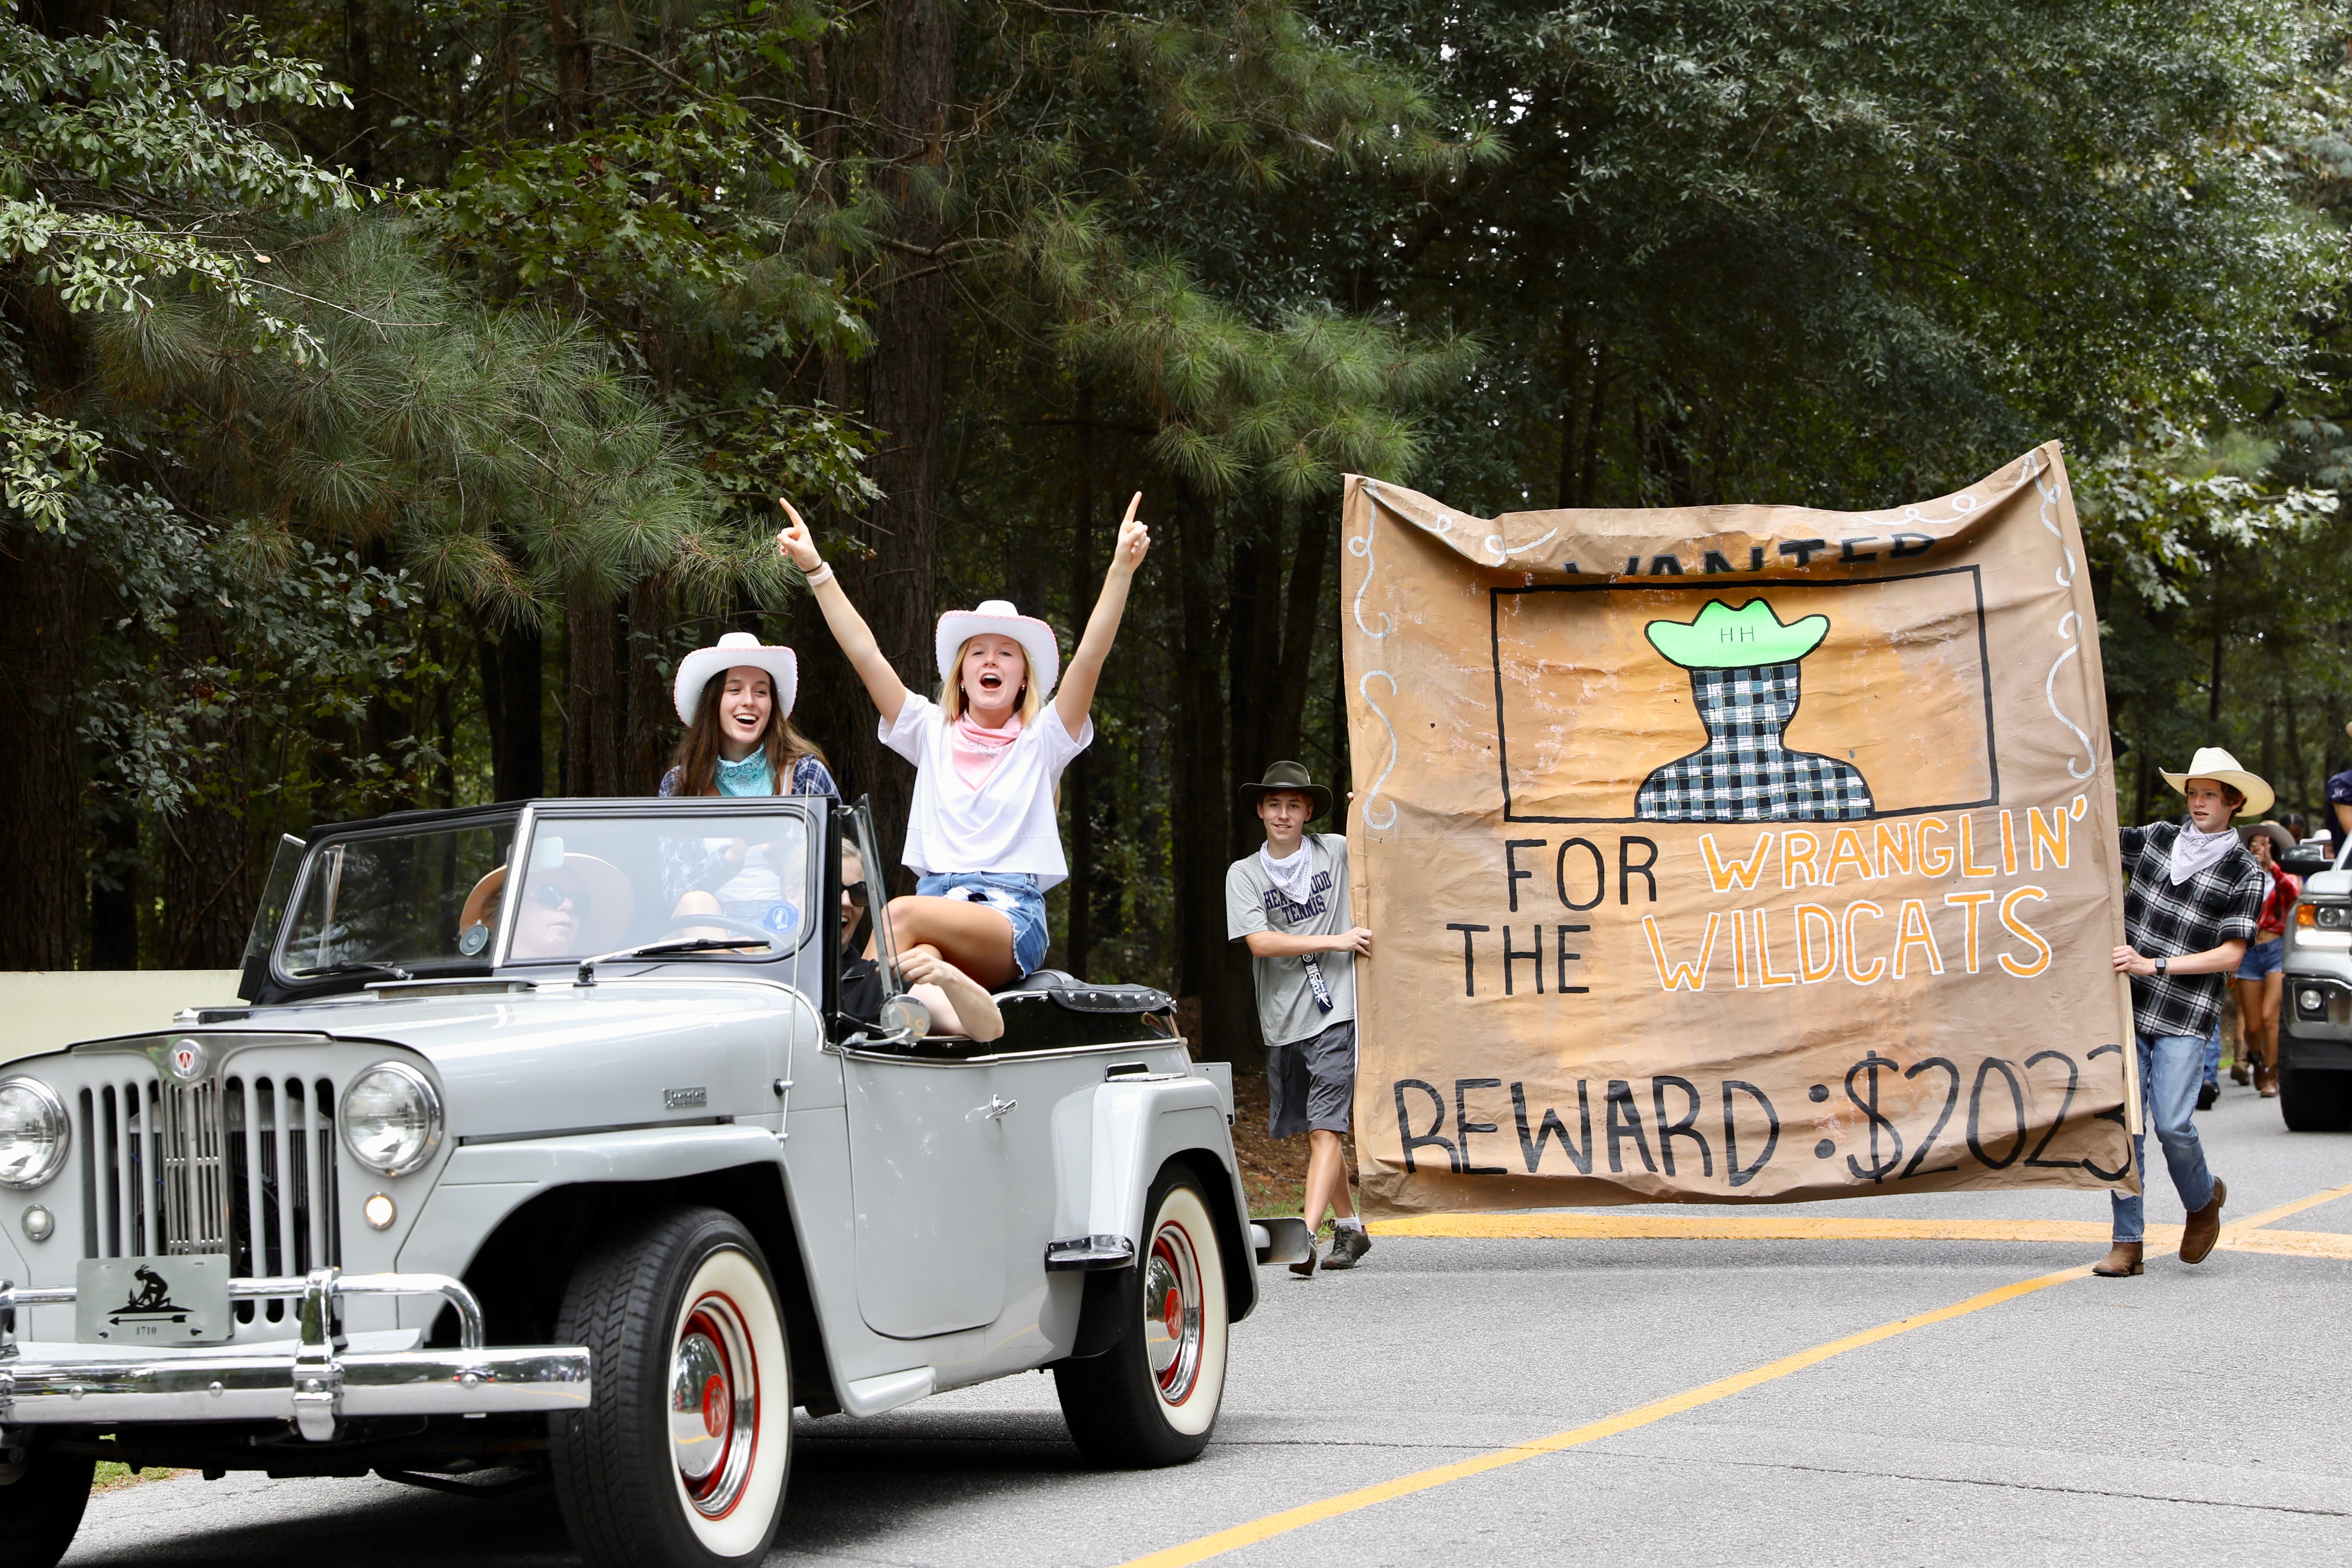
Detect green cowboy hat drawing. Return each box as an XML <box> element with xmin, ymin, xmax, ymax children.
<box><xmin>1644</xmin><ymin>599</ymin><xmax>1830</xmax><ymax>670</ymax></box>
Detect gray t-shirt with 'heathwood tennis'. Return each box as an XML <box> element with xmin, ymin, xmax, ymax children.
<box><xmin>1225</xmin><ymin>833</ymin><xmax>1356</xmax><ymax>1049</ymax></box>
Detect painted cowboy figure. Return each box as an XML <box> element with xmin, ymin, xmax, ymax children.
<box><xmin>1635</xmin><ymin>599</ymin><xmax>1874</xmax><ymax>823</ymax></box>
<box><xmin>2096</xmin><ymin>746</ymin><xmax>2271</xmax><ymax>1279</ymax></box>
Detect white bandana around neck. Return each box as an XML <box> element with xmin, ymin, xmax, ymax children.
<box><xmin>2168</xmin><ymin>817</ymin><xmax>2240</xmax><ymax>884</ymax></box>
<box><xmin>1259</xmin><ymin>837</ymin><xmax>1317</xmax><ymax>909</ymax></box>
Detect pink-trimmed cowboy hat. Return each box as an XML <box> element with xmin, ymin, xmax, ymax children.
<box><xmin>674</xmin><ymin>631</ymin><xmax>799</xmax><ymax>726</ymax></box>
<box><xmin>935</xmin><ymin>600</ymin><xmax>1060</xmax><ymax>701</ymax></box>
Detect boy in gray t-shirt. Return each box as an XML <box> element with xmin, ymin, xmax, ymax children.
<box><xmin>1226</xmin><ymin>761</ymin><xmax>1374</xmax><ymax>1276</ymax></box>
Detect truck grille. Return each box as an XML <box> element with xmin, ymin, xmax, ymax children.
<box><xmin>78</xmin><ymin>1070</ymin><xmax>345</xmax><ymax>1324</ymax></box>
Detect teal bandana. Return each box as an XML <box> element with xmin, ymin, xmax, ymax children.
<box><xmin>715</xmin><ymin>752</ymin><xmax>774</xmax><ymax>797</ymax></box>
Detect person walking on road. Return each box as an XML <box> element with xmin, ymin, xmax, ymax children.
<box><xmin>2234</xmin><ymin>821</ymin><xmax>2302</xmax><ymax>1099</ymax></box>
<box><xmin>2099</xmin><ymin>746</ymin><xmax>2271</xmax><ymax>1278</ymax></box>
<box><xmin>1227</xmin><ymin>761</ymin><xmax>1372</xmax><ymax>1278</ymax></box>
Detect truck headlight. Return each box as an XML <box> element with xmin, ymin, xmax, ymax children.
<box><xmin>0</xmin><ymin>1078</ymin><xmax>69</xmax><ymax>1190</ymax></box>
<box><xmin>339</xmin><ymin>1063</ymin><xmax>442</xmax><ymax>1176</ymax></box>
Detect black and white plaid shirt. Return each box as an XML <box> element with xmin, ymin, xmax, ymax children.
<box><xmin>1636</xmin><ymin>663</ymin><xmax>1875</xmax><ymax>822</ymax></box>
<box><xmin>2121</xmin><ymin>821</ymin><xmax>2265</xmax><ymax>1038</ymax></box>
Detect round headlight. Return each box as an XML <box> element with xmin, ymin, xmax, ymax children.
<box><xmin>0</xmin><ymin>1078</ymin><xmax>69</xmax><ymax>1190</ymax></box>
<box><xmin>339</xmin><ymin>1063</ymin><xmax>442</xmax><ymax>1177</ymax></box>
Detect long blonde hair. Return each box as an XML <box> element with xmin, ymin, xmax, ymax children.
<box><xmin>670</xmin><ymin>670</ymin><xmax>827</xmax><ymax>795</ymax></box>
<box><xmin>939</xmin><ymin>635</ymin><xmax>1044</xmax><ymax>726</ymax></box>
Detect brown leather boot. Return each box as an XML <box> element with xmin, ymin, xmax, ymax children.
<box><xmin>2092</xmin><ymin>1242</ymin><xmax>2144</xmax><ymax>1277</ymax></box>
<box><xmin>2180</xmin><ymin>1177</ymin><xmax>2228</xmax><ymax>1264</ymax></box>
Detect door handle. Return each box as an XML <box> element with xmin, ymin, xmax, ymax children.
<box><xmin>967</xmin><ymin>1095</ymin><xmax>1018</xmax><ymax>1122</ymax></box>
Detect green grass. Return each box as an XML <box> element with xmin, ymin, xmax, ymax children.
<box><xmin>92</xmin><ymin>1462</ymin><xmax>178</xmax><ymax>1492</ymax></box>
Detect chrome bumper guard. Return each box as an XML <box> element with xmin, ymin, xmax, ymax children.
<box><xmin>0</xmin><ymin>1268</ymin><xmax>592</xmax><ymax>1441</ymax></box>
<box><xmin>1250</xmin><ymin>1217</ymin><xmax>1312</xmax><ymax>1266</ymax></box>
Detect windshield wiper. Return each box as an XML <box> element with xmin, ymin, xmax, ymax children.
<box><xmin>575</xmin><ymin>937</ymin><xmax>770</xmax><ymax>988</ymax></box>
<box><xmin>291</xmin><ymin>961</ymin><xmax>413</xmax><ymax>982</ymax></box>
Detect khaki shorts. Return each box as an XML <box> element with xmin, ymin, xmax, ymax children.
<box><xmin>1268</xmin><ymin>1019</ymin><xmax>1356</xmax><ymax>1138</ymax></box>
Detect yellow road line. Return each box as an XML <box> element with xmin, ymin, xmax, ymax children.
<box><xmin>2228</xmin><ymin>1177</ymin><xmax>2352</xmax><ymax>1232</ymax></box>
<box><xmin>1369</xmin><ymin>1214</ymin><xmax>2125</xmax><ymax>1243</ymax></box>
<box><xmin>1117</xmin><ymin>1264</ymin><xmax>2091</xmax><ymax>1568</ymax></box>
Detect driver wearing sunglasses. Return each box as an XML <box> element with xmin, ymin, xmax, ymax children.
<box><xmin>839</xmin><ymin>845</ymin><xmax>1002</xmax><ymax>1041</ymax></box>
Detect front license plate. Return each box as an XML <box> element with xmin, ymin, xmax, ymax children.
<box><xmin>76</xmin><ymin>1255</ymin><xmax>233</xmax><ymax>1346</ymax></box>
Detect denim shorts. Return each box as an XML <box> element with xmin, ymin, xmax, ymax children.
<box><xmin>2237</xmin><ymin>935</ymin><xmax>2284</xmax><ymax>980</ymax></box>
<box><xmin>916</xmin><ymin>872</ymin><xmax>1048</xmax><ymax>977</ymax></box>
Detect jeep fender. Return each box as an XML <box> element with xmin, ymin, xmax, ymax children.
<box><xmin>397</xmin><ymin>1124</ymin><xmax>786</xmax><ymax>1296</ymax></box>
<box><xmin>1048</xmin><ymin>1076</ymin><xmax>1258</xmax><ymax>1340</ymax></box>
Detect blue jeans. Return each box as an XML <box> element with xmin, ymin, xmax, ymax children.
<box><xmin>2202</xmin><ymin>1024</ymin><xmax>2221</xmax><ymax>1093</ymax></box>
<box><xmin>2111</xmin><ymin>1031</ymin><xmax>2218</xmax><ymax>1244</ymax></box>
<box><xmin>914</xmin><ymin>872</ymin><xmax>1049</xmax><ymax>977</ymax></box>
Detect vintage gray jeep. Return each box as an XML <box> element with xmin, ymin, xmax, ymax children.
<box><xmin>2280</xmin><ymin>835</ymin><xmax>2352</xmax><ymax>1130</ymax></box>
<box><xmin>0</xmin><ymin>795</ymin><xmax>1304</xmax><ymax>1567</ymax></box>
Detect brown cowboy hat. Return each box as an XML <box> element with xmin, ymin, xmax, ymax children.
<box><xmin>1239</xmin><ymin>760</ymin><xmax>1332</xmax><ymax>822</ymax></box>
<box><xmin>458</xmin><ymin>841</ymin><xmax>635</xmax><ymax>958</ymax></box>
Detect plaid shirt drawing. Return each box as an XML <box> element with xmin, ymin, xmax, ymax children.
<box><xmin>2120</xmin><ymin>821</ymin><xmax>2265</xmax><ymax>1037</ymax></box>
<box><xmin>1635</xmin><ymin>663</ymin><xmax>1875</xmax><ymax>822</ymax></box>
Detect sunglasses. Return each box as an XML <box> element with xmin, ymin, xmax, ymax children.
<box><xmin>529</xmin><ymin>881</ymin><xmax>583</xmax><ymax>912</ymax></box>
<box><xmin>841</xmin><ymin>880</ymin><xmax>869</xmax><ymax>904</ymax></box>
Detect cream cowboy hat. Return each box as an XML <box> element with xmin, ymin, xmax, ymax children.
<box><xmin>673</xmin><ymin>631</ymin><xmax>798</xmax><ymax>726</ymax></box>
<box><xmin>2160</xmin><ymin>746</ymin><xmax>2274</xmax><ymax>820</ymax></box>
<box><xmin>935</xmin><ymin>600</ymin><xmax>1060</xmax><ymax>701</ymax></box>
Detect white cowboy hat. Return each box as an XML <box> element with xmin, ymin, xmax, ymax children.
<box><xmin>2160</xmin><ymin>745</ymin><xmax>2274</xmax><ymax>820</ymax></box>
<box><xmin>673</xmin><ymin>631</ymin><xmax>798</xmax><ymax>726</ymax></box>
<box><xmin>935</xmin><ymin>600</ymin><xmax>1060</xmax><ymax>701</ymax></box>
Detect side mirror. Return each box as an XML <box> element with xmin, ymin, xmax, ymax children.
<box><xmin>880</xmin><ymin>993</ymin><xmax>931</xmax><ymax>1041</ymax></box>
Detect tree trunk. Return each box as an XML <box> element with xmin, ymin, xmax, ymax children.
<box><xmin>545</xmin><ymin>0</ymin><xmax>591</xmax><ymax>132</ymax></box>
<box><xmin>344</xmin><ymin>0</ymin><xmax>378</xmax><ymax>184</ymax></box>
<box><xmin>1175</xmin><ymin>494</ymin><xmax>1246</xmax><ymax>1060</ymax></box>
<box><xmin>1063</xmin><ymin>410</ymin><xmax>1097</xmax><ymax>975</ymax></box>
<box><xmin>163</xmin><ymin>611</ymin><xmax>251</xmax><ymax>968</ymax></box>
<box><xmin>164</xmin><ymin>0</ymin><xmax>229</xmax><ymax>64</ymax></box>
<box><xmin>89</xmin><ymin>793</ymin><xmax>141</xmax><ymax>968</ymax></box>
<box><xmin>625</xmin><ymin>573</ymin><xmax>673</xmax><ymax>794</ymax></box>
<box><xmin>0</xmin><ymin>529</ymin><xmax>84</xmax><ymax>968</ymax></box>
<box><xmin>1267</xmin><ymin>504</ymin><xmax>1332</xmax><ymax>766</ymax></box>
<box><xmin>844</xmin><ymin>0</ymin><xmax>957</xmax><ymax>883</ymax></box>
<box><xmin>564</xmin><ymin>587</ymin><xmax>627</xmax><ymax>796</ymax></box>
<box><xmin>477</xmin><ymin>623</ymin><xmax>544</xmax><ymax>800</ymax></box>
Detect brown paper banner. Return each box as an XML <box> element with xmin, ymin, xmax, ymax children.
<box><xmin>1340</xmin><ymin>444</ymin><xmax>2138</xmax><ymax>1212</ymax></box>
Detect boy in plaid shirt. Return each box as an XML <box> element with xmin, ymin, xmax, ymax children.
<box><xmin>2099</xmin><ymin>746</ymin><xmax>2271</xmax><ymax>1277</ymax></box>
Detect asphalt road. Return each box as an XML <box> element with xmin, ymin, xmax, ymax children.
<box><xmin>63</xmin><ymin>1085</ymin><xmax>2352</xmax><ymax>1568</ymax></box>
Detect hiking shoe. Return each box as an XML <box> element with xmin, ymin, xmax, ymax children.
<box><xmin>1324</xmin><ymin>1226</ymin><xmax>1372</xmax><ymax>1270</ymax></box>
<box><xmin>1288</xmin><ymin>1243</ymin><xmax>1318</xmax><ymax>1279</ymax></box>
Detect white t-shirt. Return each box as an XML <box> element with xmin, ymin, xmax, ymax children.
<box><xmin>881</xmin><ymin>694</ymin><xmax>1091</xmax><ymax>888</ymax></box>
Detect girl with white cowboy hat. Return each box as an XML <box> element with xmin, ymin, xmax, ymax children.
<box><xmin>776</xmin><ymin>491</ymin><xmax>1149</xmax><ymax>987</ymax></box>
<box><xmin>656</xmin><ymin>631</ymin><xmax>838</xmax><ymax>941</ymax></box>
<box><xmin>2097</xmin><ymin>744</ymin><xmax>2271</xmax><ymax>1279</ymax></box>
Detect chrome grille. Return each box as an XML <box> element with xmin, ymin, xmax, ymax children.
<box><xmin>78</xmin><ymin>1068</ymin><xmax>344</xmax><ymax>1324</ymax></box>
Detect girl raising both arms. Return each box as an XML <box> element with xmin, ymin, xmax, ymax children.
<box><xmin>777</xmin><ymin>493</ymin><xmax>1150</xmax><ymax>988</ymax></box>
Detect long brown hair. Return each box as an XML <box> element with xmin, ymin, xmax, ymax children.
<box><xmin>670</xmin><ymin>667</ymin><xmax>827</xmax><ymax>796</ymax></box>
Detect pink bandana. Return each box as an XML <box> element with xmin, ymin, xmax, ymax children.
<box><xmin>949</xmin><ymin>712</ymin><xmax>1022</xmax><ymax>789</ymax></box>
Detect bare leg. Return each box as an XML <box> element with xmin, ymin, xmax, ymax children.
<box><xmin>2233</xmin><ymin>978</ymin><xmax>2263</xmax><ymax>1077</ymax></box>
<box><xmin>874</xmin><ymin>895</ymin><xmax>1020</xmax><ymax>988</ymax></box>
<box><xmin>2259</xmin><ymin>971</ymin><xmax>2284</xmax><ymax>1071</ymax></box>
<box><xmin>670</xmin><ymin>891</ymin><xmax>726</xmax><ymax>940</ymax></box>
<box><xmin>1302</xmin><ymin>1129</ymin><xmax>1353</xmax><ymax>1230</ymax></box>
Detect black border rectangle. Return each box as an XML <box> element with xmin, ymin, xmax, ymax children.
<box><xmin>1491</xmin><ymin>565</ymin><xmax>1999</xmax><ymax>824</ymax></box>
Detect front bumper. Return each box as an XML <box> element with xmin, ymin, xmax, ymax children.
<box><xmin>1</xmin><ymin>1268</ymin><xmax>590</xmax><ymax>1439</ymax></box>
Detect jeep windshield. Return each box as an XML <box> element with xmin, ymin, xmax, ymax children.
<box><xmin>496</xmin><ymin>807</ymin><xmax>816</xmax><ymax>967</ymax></box>
<box><xmin>277</xmin><ymin>810</ymin><xmax>521</xmax><ymax>981</ymax></box>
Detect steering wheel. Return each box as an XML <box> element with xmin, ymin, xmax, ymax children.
<box><xmin>660</xmin><ymin>913</ymin><xmax>785</xmax><ymax>951</ymax></box>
